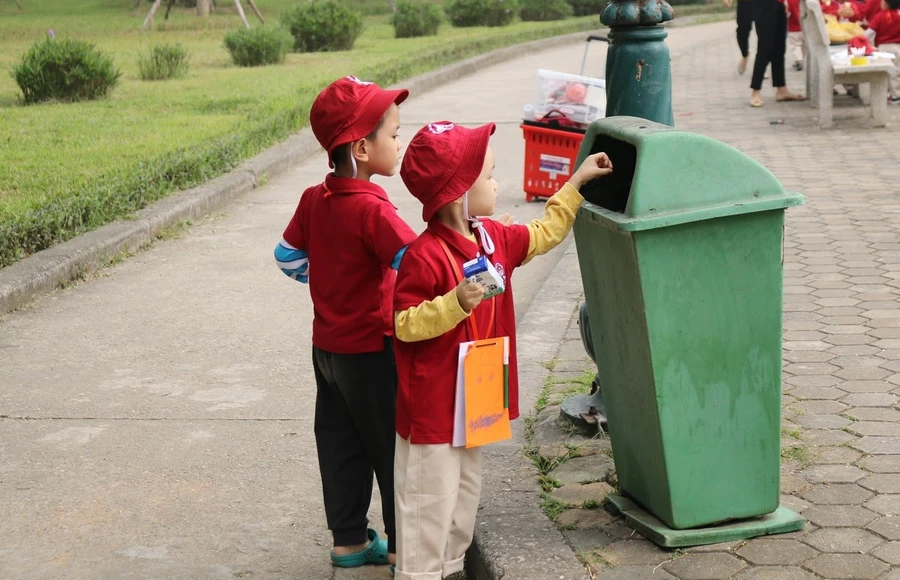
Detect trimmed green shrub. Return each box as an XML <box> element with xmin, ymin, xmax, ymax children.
<box><xmin>138</xmin><ymin>43</ymin><xmax>190</xmax><ymax>80</ymax></box>
<box><xmin>11</xmin><ymin>37</ymin><xmax>121</xmax><ymax>105</ymax></box>
<box><xmin>0</xmin><ymin>14</ymin><xmax>602</xmax><ymax>270</ymax></box>
<box><xmin>223</xmin><ymin>25</ymin><xmax>293</xmax><ymax>67</ymax></box>
<box><xmin>445</xmin><ymin>0</ymin><xmax>519</xmax><ymax>27</ymax></box>
<box><xmin>566</xmin><ymin>0</ymin><xmax>607</xmax><ymax>16</ymax></box>
<box><xmin>281</xmin><ymin>0</ymin><xmax>364</xmax><ymax>52</ymax></box>
<box><xmin>391</xmin><ymin>0</ymin><xmax>443</xmax><ymax>38</ymax></box>
<box><xmin>520</xmin><ymin>0</ymin><xmax>573</xmax><ymax>20</ymax></box>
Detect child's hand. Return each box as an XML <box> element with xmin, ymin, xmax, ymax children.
<box><xmin>497</xmin><ymin>213</ymin><xmax>517</xmax><ymax>226</ymax></box>
<box><xmin>456</xmin><ymin>280</ymin><xmax>485</xmax><ymax>314</ymax></box>
<box><xmin>570</xmin><ymin>153</ymin><xmax>613</xmax><ymax>190</ymax></box>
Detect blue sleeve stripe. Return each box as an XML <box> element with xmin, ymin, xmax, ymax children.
<box><xmin>274</xmin><ymin>241</ymin><xmax>309</xmax><ymax>284</ymax></box>
<box><xmin>391</xmin><ymin>245</ymin><xmax>408</xmax><ymax>270</ymax></box>
<box><xmin>274</xmin><ymin>243</ymin><xmax>306</xmax><ymax>264</ymax></box>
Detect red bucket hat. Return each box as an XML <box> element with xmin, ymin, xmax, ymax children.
<box><xmin>400</xmin><ymin>121</ymin><xmax>496</xmax><ymax>222</ymax></box>
<box><xmin>310</xmin><ymin>76</ymin><xmax>409</xmax><ymax>165</ymax></box>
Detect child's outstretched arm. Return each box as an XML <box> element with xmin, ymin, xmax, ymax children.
<box><xmin>523</xmin><ymin>152</ymin><xmax>613</xmax><ymax>264</ymax></box>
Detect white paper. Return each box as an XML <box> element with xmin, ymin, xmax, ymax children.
<box><xmin>584</xmin><ymin>84</ymin><xmax>607</xmax><ymax>114</ymax></box>
<box><xmin>452</xmin><ymin>341</ymin><xmax>475</xmax><ymax>447</ymax></box>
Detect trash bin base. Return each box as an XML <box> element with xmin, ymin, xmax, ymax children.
<box><xmin>559</xmin><ymin>391</ymin><xmax>608</xmax><ymax>437</ymax></box>
<box><xmin>607</xmin><ymin>494</ymin><xmax>805</xmax><ymax>548</ymax></box>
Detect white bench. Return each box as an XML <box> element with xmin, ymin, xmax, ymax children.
<box><xmin>800</xmin><ymin>0</ymin><xmax>893</xmax><ymax>128</ymax></box>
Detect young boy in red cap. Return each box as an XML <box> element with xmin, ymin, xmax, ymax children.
<box><xmin>391</xmin><ymin>121</ymin><xmax>613</xmax><ymax>579</ymax></box>
<box><xmin>274</xmin><ymin>75</ymin><xmax>417</xmax><ymax>569</ymax></box>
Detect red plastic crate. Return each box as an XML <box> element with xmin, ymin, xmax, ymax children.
<box><xmin>521</xmin><ymin>123</ymin><xmax>585</xmax><ymax>202</ymax></box>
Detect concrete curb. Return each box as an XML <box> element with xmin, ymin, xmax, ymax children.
<box><xmin>466</xmin><ymin>240</ymin><xmax>590</xmax><ymax>580</ymax></box>
<box><xmin>0</xmin><ymin>28</ymin><xmax>599</xmax><ymax>315</ymax></box>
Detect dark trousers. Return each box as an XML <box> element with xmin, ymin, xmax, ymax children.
<box><xmin>313</xmin><ymin>337</ymin><xmax>397</xmax><ymax>553</ymax></box>
<box><xmin>751</xmin><ymin>0</ymin><xmax>787</xmax><ymax>90</ymax></box>
<box><xmin>737</xmin><ymin>0</ymin><xmax>753</xmax><ymax>58</ymax></box>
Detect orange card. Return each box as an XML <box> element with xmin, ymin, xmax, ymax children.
<box><xmin>463</xmin><ymin>338</ymin><xmax>512</xmax><ymax>448</ymax></box>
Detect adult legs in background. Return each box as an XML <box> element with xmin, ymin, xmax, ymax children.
<box><xmin>750</xmin><ymin>0</ymin><xmax>803</xmax><ymax>106</ymax></box>
<box><xmin>750</xmin><ymin>0</ymin><xmax>776</xmax><ymax>105</ymax></box>
<box><xmin>737</xmin><ymin>0</ymin><xmax>754</xmax><ymax>73</ymax></box>
<box><xmin>770</xmin><ymin>6</ymin><xmax>787</xmax><ymax>88</ymax></box>
<box><xmin>772</xmin><ymin>7</ymin><xmax>805</xmax><ymax>101</ymax></box>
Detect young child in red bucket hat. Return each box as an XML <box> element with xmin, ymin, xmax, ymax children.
<box><xmin>274</xmin><ymin>76</ymin><xmax>417</xmax><ymax>569</ymax></box>
<box><xmin>392</xmin><ymin>121</ymin><xmax>613</xmax><ymax>579</ymax></box>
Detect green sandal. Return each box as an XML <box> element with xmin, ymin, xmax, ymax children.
<box><xmin>330</xmin><ymin>528</ymin><xmax>389</xmax><ymax>568</ymax></box>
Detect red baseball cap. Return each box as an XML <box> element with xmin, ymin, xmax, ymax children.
<box><xmin>400</xmin><ymin>121</ymin><xmax>496</xmax><ymax>222</ymax></box>
<box><xmin>310</xmin><ymin>76</ymin><xmax>409</xmax><ymax>164</ymax></box>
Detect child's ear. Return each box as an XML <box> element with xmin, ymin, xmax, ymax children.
<box><xmin>351</xmin><ymin>138</ymin><xmax>369</xmax><ymax>163</ymax></box>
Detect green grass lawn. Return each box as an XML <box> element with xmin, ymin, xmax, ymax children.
<box><xmin>0</xmin><ymin>0</ymin><xmax>606</xmax><ymax>267</ymax></box>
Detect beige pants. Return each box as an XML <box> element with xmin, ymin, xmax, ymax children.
<box><xmin>788</xmin><ymin>31</ymin><xmax>804</xmax><ymax>64</ymax></box>
<box><xmin>394</xmin><ymin>435</ymin><xmax>483</xmax><ymax>580</ymax></box>
<box><xmin>880</xmin><ymin>43</ymin><xmax>900</xmax><ymax>99</ymax></box>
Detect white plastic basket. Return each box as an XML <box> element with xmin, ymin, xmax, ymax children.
<box><xmin>535</xmin><ymin>68</ymin><xmax>606</xmax><ymax>125</ymax></box>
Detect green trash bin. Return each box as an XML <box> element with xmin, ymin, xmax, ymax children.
<box><xmin>572</xmin><ymin>117</ymin><xmax>805</xmax><ymax>544</ymax></box>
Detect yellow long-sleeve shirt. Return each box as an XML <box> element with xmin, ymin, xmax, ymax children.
<box><xmin>395</xmin><ymin>183</ymin><xmax>584</xmax><ymax>343</ymax></box>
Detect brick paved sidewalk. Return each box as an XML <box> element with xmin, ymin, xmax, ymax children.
<box><xmin>528</xmin><ymin>22</ymin><xmax>900</xmax><ymax>580</ymax></box>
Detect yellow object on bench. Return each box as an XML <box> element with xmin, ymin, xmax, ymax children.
<box><xmin>824</xmin><ymin>15</ymin><xmax>865</xmax><ymax>44</ymax></box>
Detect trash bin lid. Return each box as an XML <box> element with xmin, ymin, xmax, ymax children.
<box><xmin>578</xmin><ymin>117</ymin><xmax>804</xmax><ymax>232</ymax></box>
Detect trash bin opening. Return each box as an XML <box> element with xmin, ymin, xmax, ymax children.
<box><xmin>581</xmin><ymin>135</ymin><xmax>636</xmax><ymax>213</ymax></box>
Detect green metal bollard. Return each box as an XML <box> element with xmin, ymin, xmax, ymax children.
<box><xmin>572</xmin><ymin>117</ymin><xmax>806</xmax><ymax>547</ymax></box>
<box><xmin>601</xmin><ymin>0</ymin><xmax>675</xmax><ymax>126</ymax></box>
<box><xmin>560</xmin><ymin>0</ymin><xmax>677</xmax><ymax>433</ymax></box>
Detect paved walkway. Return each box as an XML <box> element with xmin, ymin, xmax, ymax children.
<box><xmin>531</xmin><ymin>18</ymin><xmax>900</xmax><ymax>580</ymax></box>
<box><xmin>2</xmin><ymin>16</ymin><xmax>899</xmax><ymax>580</ymax></box>
<box><xmin>0</xmin><ymin>21</ymin><xmax>720</xmax><ymax>580</ymax></box>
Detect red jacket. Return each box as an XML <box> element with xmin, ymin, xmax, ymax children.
<box><xmin>838</xmin><ymin>0</ymin><xmax>884</xmax><ymax>22</ymax></box>
<box><xmin>871</xmin><ymin>8</ymin><xmax>900</xmax><ymax>43</ymax></box>
<box><xmin>820</xmin><ymin>0</ymin><xmax>842</xmax><ymax>17</ymax></box>
<box><xmin>787</xmin><ymin>0</ymin><xmax>802</xmax><ymax>31</ymax></box>
<box><xmin>861</xmin><ymin>0</ymin><xmax>885</xmax><ymax>22</ymax></box>
<box><xmin>393</xmin><ymin>219</ymin><xmax>531</xmax><ymax>444</ymax></box>
<box><xmin>282</xmin><ymin>174</ymin><xmax>416</xmax><ymax>354</ymax></box>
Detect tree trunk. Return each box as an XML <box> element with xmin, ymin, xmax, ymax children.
<box><xmin>246</xmin><ymin>0</ymin><xmax>265</xmax><ymax>23</ymax></box>
<box><xmin>142</xmin><ymin>0</ymin><xmax>163</xmax><ymax>30</ymax></box>
<box><xmin>233</xmin><ymin>0</ymin><xmax>250</xmax><ymax>29</ymax></box>
<box><xmin>197</xmin><ymin>0</ymin><xmax>210</xmax><ymax>18</ymax></box>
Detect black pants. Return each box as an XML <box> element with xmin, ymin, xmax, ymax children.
<box><xmin>737</xmin><ymin>0</ymin><xmax>753</xmax><ymax>58</ymax></box>
<box><xmin>751</xmin><ymin>0</ymin><xmax>787</xmax><ymax>90</ymax></box>
<box><xmin>313</xmin><ymin>337</ymin><xmax>397</xmax><ymax>553</ymax></box>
